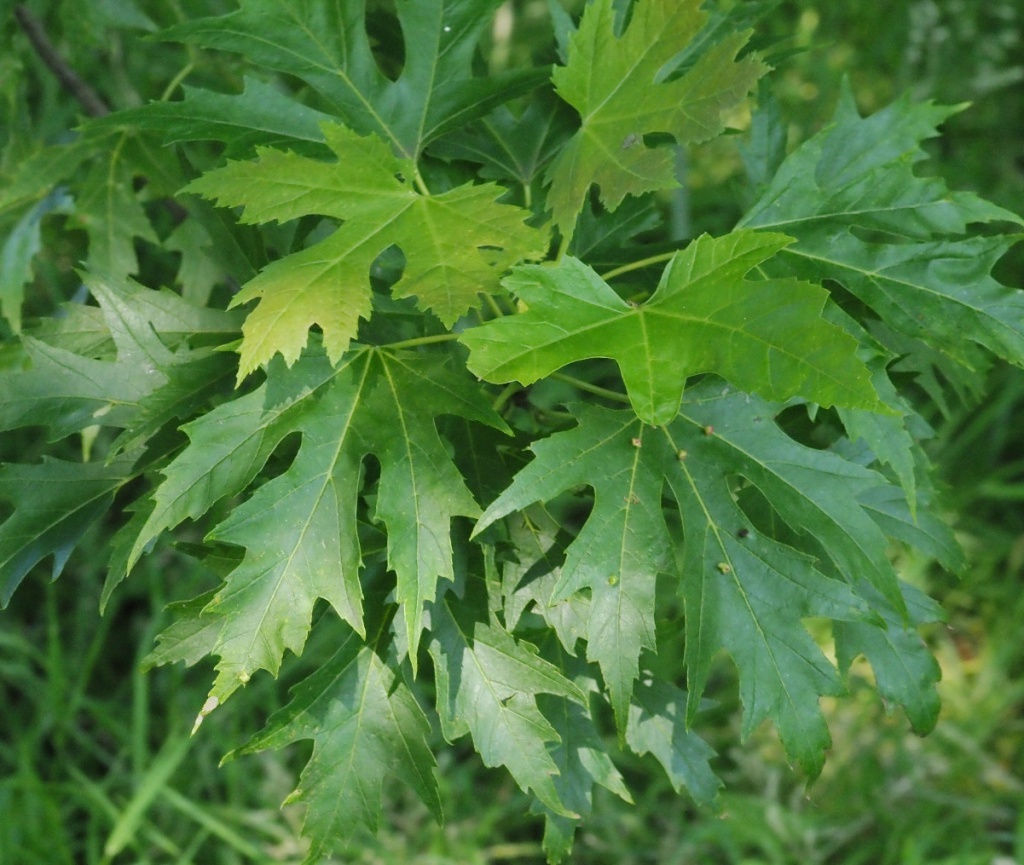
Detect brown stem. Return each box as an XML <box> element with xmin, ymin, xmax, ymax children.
<box><xmin>14</xmin><ymin>4</ymin><xmax>110</xmax><ymax>117</ymax></box>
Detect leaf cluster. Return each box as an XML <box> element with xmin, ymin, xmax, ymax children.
<box><xmin>1</xmin><ymin>1</ymin><xmax>1022</xmax><ymax>861</ymax></box>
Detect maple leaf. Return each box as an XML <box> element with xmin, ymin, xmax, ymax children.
<box><xmin>477</xmin><ymin>386</ymin><xmax>914</xmax><ymax>774</ymax></box>
<box><xmin>546</xmin><ymin>0</ymin><xmax>767</xmax><ymax>241</ymax></box>
<box><xmin>133</xmin><ymin>345</ymin><xmax>505</xmax><ymax>703</ymax></box>
<box><xmin>476</xmin><ymin>407</ymin><xmax>671</xmax><ymax>730</ymax></box>
<box><xmin>501</xmin><ymin>507</ymin><xmax>590</xmax><ymax>656</ymax></box>
<box><xmin>429</xmin><ymin>93</ymin><xmax>576</xmax><ymax>190</ymax></box>
<box><xmin>625</xmin><ymin>679</ymin><xmax>721</xmax><ymax>805</ymax></box>
<box><xmin>75</xmin><ymin>149</ymin><xmax>158</xmax><ymax>278</ymax></box>
<box><xmin>0</xmin><ymin>190</ymin><xmax>71</xmax><ymax>333</ymax></box>
<box><xmin>427</xmin><ymin>595</ymin><xmax>587</xmax><ymax>817</ymax></box>
<box><xmin>232</xmin><ymin>628</ymin><xmax>441</xmax><ymax>863</ymax></box>
<box><xmin>462</xmin><ymin>230</ymin><xmax>884</xmax><ymax>426</ymax></box>
<box><xmin>536</xmin><ymin>662</ymin><xmax>632</xmax><ymax>862</ymax></box>
<box><xmin>188</xmin><ymin>123</ymin><xmax>547</xmax><ymax>379</ymax></box>
<box><xmin>159</xmin><ymin>0</ymin><xmax>546</xmax><ymax>161</ymax></box>
<box><xmin>740</xmin><ymin>84</ymin><xmax>1024</xmax><ymax>367</ymax></box>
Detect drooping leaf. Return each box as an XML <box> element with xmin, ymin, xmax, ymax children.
<box><xmin>188</xmin><ymin>123</ymin><xmax>546</xmax><ymax>379</ymax></box>
<box><xmin>546</xmin><ymin>0</ymin><xmax>767</xmax><ymax>240</ymax></box>
<box><xmin>537</xmin><ymin>666</ymin><xmax>632</xmax><ymax>863</ymax></box>
<box><xmin>834</xmin><ymin>581</ymin><xmax>945</xmax><ymax>734</ymax></box>
<box><xmin>740</xmin><ymin>84</ymin><xmax>1024</xmax><ymax>367</ymax></box>
<box><xmin>662</xmin><ymin>392</ymin><xmax>882</xmax><ymax>776</ymax></box>
<box><xmin>0</xmin><ymin>190</ymin><xmax>71</xmax><ymax>333</ymax></box>
<box><xmin>234</xmin><ymin>629</ymin><xmax>442</xmax><ymax>863</ymax></box>
<box><xmin>462</xmin><ymin>230</ymin><xmax>883</xmax><ymax>425</ymax></box>
<box><xmin>625</xmin><ymin>679</ymin><xmax>721</xmax><ymax>806</ymax></box>
<box><xmin>427</xmin><ymin>595</ymin><xmax>587</xmax><ymax>817</ymax></box>
<box><xmin>142</xmin><ymin>589</ymin><xmax>222</xmax><ymax>671</ymax></box>
<box><xmin>478</xmin><ymin>389</ymin><xmax>906</xmax><ymax>775</ymax></box>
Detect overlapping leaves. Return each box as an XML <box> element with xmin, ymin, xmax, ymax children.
<box><xmin>740</xmin><ymin>84</ymin><xmax>1024</xmax><ymax>366</ymax></box>
<box><xmin>3</xmin><ymin>2</ymin><xmax>1022</xmax><ymax>864</ymax></box>
<box><xmin>476</xmin><ymin>385</ymin><xmax>945</xmax><ymax>776</ymax></box>
<box><xmin>153</xmin><ymin>0</ymin><xmax>547</xmax><ymax>161</ymax></box>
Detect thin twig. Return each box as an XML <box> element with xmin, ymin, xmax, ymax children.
<box><xmin>14</xmin><ymin>4</ymin><xmax>110</xmax><ymax>117</ymax></box>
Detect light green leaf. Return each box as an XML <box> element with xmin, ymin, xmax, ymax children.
<box><xmin>546</xmin><ymin>0</ymin><xmax>767</xmax><ymax>240</ymax></box>
<box><xmin>462</xmin><ymin>231</ymin><xmax>883</xmax><ymax>425</ymax></box>
<box><xmin>188</xmin><ymin>123</ymin><xmax>546</xmax><ymax>379</ymax></box>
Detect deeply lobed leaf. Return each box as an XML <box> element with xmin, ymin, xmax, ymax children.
<box><xmin>462</xmin><ymin>230</ymin><xmax>885</xmax><ymax>425</ymax></box>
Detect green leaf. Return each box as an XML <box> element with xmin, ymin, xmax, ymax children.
<box><xmin>462</xmin><ymin>231</ymin><xmax>883</xmax><ymax>425</ymax></box>
<box><xmin>91</xmin><ymin>77</ymin><xmax>335</xmax><ymax>159</ymax></box>
<box><xmin>188</xmin><ymin>123</ymin><xmax>546</xmax><ymax>379</ymax></box>
<box><xmin>835</xmin><ymin>581</ymin><xmax>944</xmax><ymax>735</ymax></box>
<box><xmin>75</xmin><ymin>149</ymin><xmax>158</xmax><ymax>278</ymax></box>
<box><xmin>0</xmin><ymin>190</ymin><xmax>71</xmax><ymax>333</ymax></box>
<box><xmin>428</xmin><ymin>596</ymin><xmax>587</xmax><ymax>817</ymax></box>
<box><xmin>235</xmin><ymin>630</ymin><xmax>441</xmax><ymax>862</ymax></box>
<box><xmin>429</xmin><ymin>93</ymin><xmax>575</xmax><ymax>189</ymax></box>
<box><xmin>477</xmin><ymin>407</ymin><xmax>671</xmax><ymax>730</ymax></box>
<box><xmin>0</xmin><ymin>454</ymin><xmax>136</xmax><ymax>605</ymax></box>
<box><xmin>501</xmin><ymin>507</ymin><xmax>590</xmax><ymax>657</ymax></box>
<box><xmin>546</xmin><ymin>0</ymin><xmax>767</xmax><ymax>240</ymax></box>
<box><xmin>0</xmin><ymin>335</ymin><xmax>153</xmax><ymax>440</ymax></box>
<box><xmin>662</xmin><ymin>394</ymin><xmax>879</xmax><ymax>776</ymax></box>
<box><xmin>141</xmin><ymin>589</ymin><xmax>221</xmax><ymax>671</ymax></box>
<box><xmin>740</xmin><ymin>85</ymin><xmax>1024</xmax><ymax>366</ymax></box>
<box><xmin>135</xmin><ymin>346</ymin><xmax>502</xmax><ymax>701</ymax></box>
<box><xmin>160</xmin><ymin>0</ymin><xmax>546</xmax><ymax>160</ymax></box>
<box><xmin>625</xmin><ymin>679</ymin><xmax>721</xmax><ymax>806</ymax></box>
<box><xmin>0</xmin><ymin>269</ymin><xmax>240</xmax><ymax>444</ymax></box>
<box><xmin>537</xmin><ymin>667</ymin><xmax>632</xmax><ymax>863</ymax></box>
<box><xmin>479</xmin><ymin>388</ymin><xmax>904</xmax><ymax>775</ymax></box>
<box><xmin>0</xmin><ymin>140</ymin><xmax>92</xmax><ymax>219</ymax></box>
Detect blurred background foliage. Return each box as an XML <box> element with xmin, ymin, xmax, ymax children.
<box><xmin>1</xmin><ymin>0</ymin><xmax>1022</xmax><ymax>862</ymax></box>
